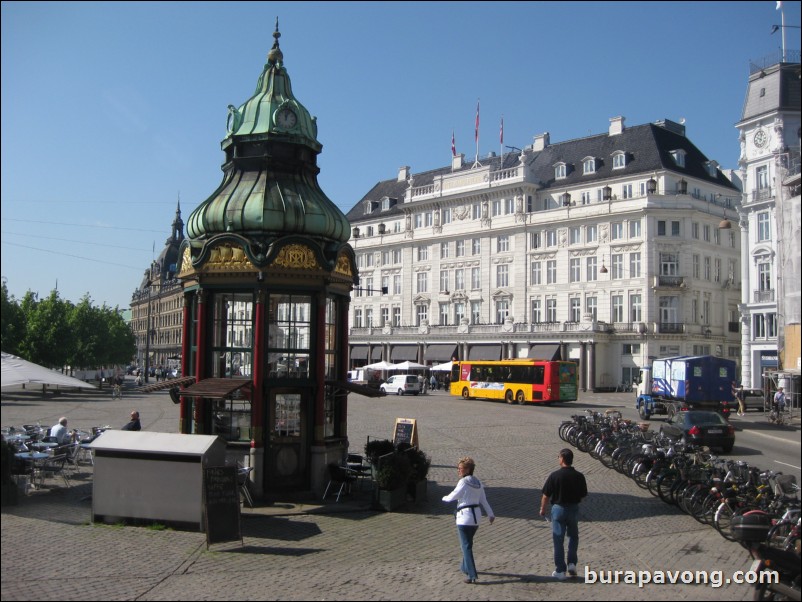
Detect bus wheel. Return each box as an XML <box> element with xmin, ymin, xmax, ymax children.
<box><xmin>516</xmin><ymin>390</ymin><xmax>526</xmax><ymax>404</ymax></box>
<box><xmin>462</xmin><ymin>387</ymin><xmax>470</xmax><ymax>399</ymax></box>
<box><xmin>505</xmin><ymin>390</ymin><xmax>514</xmax><ymax>404</ymax></box>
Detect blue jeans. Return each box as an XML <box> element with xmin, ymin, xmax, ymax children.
<box><xmin>550</xmin><ymin>503</ymin><xmax>579</xmax><ymax>573</ymax></box>
<box><xmin>457</xmin><ymin>525</ymin><xmax>479</xmax><ymax>579</ymax></box>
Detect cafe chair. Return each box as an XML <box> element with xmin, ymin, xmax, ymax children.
<box><xmin>346</xmin><ymin>453</ymin><xmax>370</xmax><ymax>489</ymax></box>
<box><xmin>36</xmin><ymin>454</ymin><xmax>70</xmax><ymax>489</ymax></box>
<box><xmin>323</xmin><ymin>463</ymin><xmax>357</xmax><ymax>503</ymax></box>
<box><xmin>237</xmin><ymin>465</ymin><xmax>254</xmax><ymax>508</ymax></box>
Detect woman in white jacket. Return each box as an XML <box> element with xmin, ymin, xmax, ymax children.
<box><xmin>442</xmin><ymin>457</ymin><xmax>495</xmax><ymax>584</ymax></box>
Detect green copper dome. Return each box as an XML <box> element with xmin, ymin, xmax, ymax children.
<box><xmin>186</xmin><ymin>21</ymin><xmax>350</xmax><ymax>253</ymax></box>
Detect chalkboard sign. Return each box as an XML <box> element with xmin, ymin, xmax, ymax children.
<box><xmin>203</xmin><ymin>466</ymin><xmax>242</xmax><ymax>548</ymax></box>
<box><xmin>393</xmin><ymin>418</ymin><xmax>418</xmax><ymax>448</ymax></box>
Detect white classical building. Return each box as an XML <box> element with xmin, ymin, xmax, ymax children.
<box><xmin>734</xmin><ymin>55</ymin><xmax>801</xmax><ymax>390</ymax></box>
<box><xmin>345</xmin><ymin>117</ymin><xmax>743</xmax><ymax>391</ymax></box>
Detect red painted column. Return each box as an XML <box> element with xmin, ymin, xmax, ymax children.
<box><xmin>179</xmin><ymin>293</ymin><xmax>192</xmax><ymax>433</ymax></box>
<box><xmin>338</xmin><ymin>294</ymin><xmax>351</xmax><ymax>438</ymax></box>
<box><xmin>193</xmin><ymin>289</ymin><xmax>207</xmax><ymax>433</ymax></box>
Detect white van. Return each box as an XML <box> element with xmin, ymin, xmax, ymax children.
<box><xmin>380</xmin><ymin>374</ymin><xmax>422</xmax><ymax>396</ymax></box>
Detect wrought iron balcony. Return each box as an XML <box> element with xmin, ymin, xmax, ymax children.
<box><xmin>753</xmin><ymin>289</ymin><xmax>775</xmax><ymax>303</ymax></box>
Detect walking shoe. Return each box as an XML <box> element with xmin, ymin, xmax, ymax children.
<box><xmin>463</xmin><ymin>578</ymin><xmax>476</xmax><ymax>584</ymax></box>
<box><xmin>552</xmin><ymin>571</ymin><xmax>567</xmax><ymax>581</ymax></box>
<box><xmin>567</xmin><ymin>563</ymin><xmax>577</xmax><ymax>577</ymax></box>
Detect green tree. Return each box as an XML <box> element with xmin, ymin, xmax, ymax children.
<box><xmin>0</xmin><ymin>281</ymin><xmax>25</xmax><ymax>354</ymax></box>
<box><xmin>20</xmin><ymin>290</ymin><xmax>74</xmax><ymax>368</ymax></box>
<box><xmin>98</xmin><ymin>304</ymin><xmax>136</xmax><ymax>367</ymax></box>
<box><xmin>68</xmin><ymin>295</ymin><xmax>101</xmax><ymax>369</ymax></box>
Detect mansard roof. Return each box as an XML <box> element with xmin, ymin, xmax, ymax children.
<box><xmin>347</xmin><ymin>119</ymin><xmax>738</xmax><ymax>223</ymax></box>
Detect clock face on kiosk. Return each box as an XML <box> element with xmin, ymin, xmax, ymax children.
<box><xmin>275</xmin><ymin>107</ymin><xmax>297</xmax><ymax>129</ymax></box>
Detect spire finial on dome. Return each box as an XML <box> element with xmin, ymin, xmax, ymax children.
<box><xmin>268</xmin><ymin>17</ymin><xmax>283</xmax><ymax>65</ymax></box>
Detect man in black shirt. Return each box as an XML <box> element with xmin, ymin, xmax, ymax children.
<box><xmin>121</xmin><ymin>411</ymin><xmax>141</xmax><ymax>431</ymax></box>
<box><xmin>540</xmin><ymin>448</ymin><xmax>587</xmax><ymax>580</ymax></box>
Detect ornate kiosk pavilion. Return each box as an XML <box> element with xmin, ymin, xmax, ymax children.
<box><xmin>175</xmin><ymin>24</ymin><xmax>358</xmax><ymax>498</ymax></box>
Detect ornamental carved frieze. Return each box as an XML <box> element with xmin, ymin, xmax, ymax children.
<box><xmin>334</xmin><ymin>255</ymin><xmax>353</xmax><ymax>277</ymax></box>
<box><xmin>179</xmin><ymin>247</ymin><xmax>193</xmax><ymax>276</ymax></box>
<box><xmin>272</xmin><ymin>243</ymin><xmax>320</xmax><ymax>270</ymax></box>
<box><xmin>206</xmin><ymin>242</ymin><xmax>254</xmax><ymax>270</ymax></box>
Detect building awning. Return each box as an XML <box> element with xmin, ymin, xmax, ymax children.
<box><xmin>423</xmin><ymin>344</ymin><xmax>458</xmax><ymax>362</ymax></box>
<box><xmin>175</xmin><ymin>378</ymin><xmax>252</xmax><ymax>399</ymax></box>
<box><xmin>139</xmin><ymin>376</ymin><xmax>196</xmax><ymax>393</ymax></box>
<box><xmin>370</xmin><ymin>346</ymin><xmax>383</xmax><ymax>361</ymax></box>
<box><xmin>528</xmin><ymin>344</ymin><xmax>561</xmax><ymax>361</ymax></box>
<box><xmin>350</xmin><ymin>346</ymin><xmax>368</xmax><ymax>360</ymax></box>
<box><xmin>468</xmin><ymin>345</ymin><xmax>502</xmax><ymax>361</ymax></box>
<box><xmin>326</xmin><ymin>380</ymin><xmax>386</xmax><ymax>398</ymax></box>
<box><xmin>391</xmin><ymin>345</ymin><xmax>419</xmax><ymax>361</ymax></box>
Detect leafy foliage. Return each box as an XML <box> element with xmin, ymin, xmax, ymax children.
<box><xmin>2</xmin><ymin>283</ymin><xmax>135</xmax><ymax>370</ymax></box>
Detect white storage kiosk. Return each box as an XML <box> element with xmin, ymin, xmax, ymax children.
<box><xmin>91</xmin><ymin>431</ymin><xmax>227</xmax><ymax>530</ymax></box>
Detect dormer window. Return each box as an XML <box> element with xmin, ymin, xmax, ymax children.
<box><xmin>555</xmin><ymin>162</ymin><xmax>567</xmax><ymax>180</ymax></box>
<box><xmin>582</xmin><ymin>157</ymin><xmax>597</xmax><ymax>175</ymax></box>
<box><xmin>612</xmin><ymin>151</ymin><xmax>627</xmax><ymax>169</ymax></box>
<box><xmin>670</xmin><ymin>149</ymin><xmax>686</xmax><ymax>168</ymax></box>
<box><xmin>704</xmin><ymin>161</ymin><xmax>719</xmax><ymax>178</ymax></box>
<box><xmin>363</xmin><ymin>200</ymin><xmax>378</xmax><ymax>215</ymax></box>
<box><xmin>380</xmin><ymin>196</ymin><xmax>397</xmax><ymax>211</ymax></box>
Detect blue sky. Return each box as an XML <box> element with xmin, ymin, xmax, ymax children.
<box><xmin>2</xmin><ymin>1</ymin><xmax>800</xmax><ymax>310</ymax></box>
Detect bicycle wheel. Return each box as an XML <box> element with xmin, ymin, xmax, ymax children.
<box><xmin>657</xmin><ymin>471</ymin><xmax>679</xmax><ymax>504</ymax></box>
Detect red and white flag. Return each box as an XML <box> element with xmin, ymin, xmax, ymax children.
<box><xmin>475</xmin><ymin>100</ymin><xmax>480</xmax><ymax>144</ymax></box>
<box><xmin>451</xmin><ymin>130</ymin><xmax>456</xmax><ymax>157</ymax></box>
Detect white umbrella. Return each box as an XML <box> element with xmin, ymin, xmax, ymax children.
<box><xmin>393</xmin><ymin>360</ymin><xmax>427</xmax><ymax>371</ymax></box>
<box><xmin>362</xmin><ymin>360</ymin><xmax>398</xmax><ymax>371</ymax></box>
<box><xmin>1</xmin><ymin>351</ymin><xmax>97</xmax><ymax>389</ymax></box>
<box><xmin>430</xmin><ymin>361</ymin><xmax>453</xmax><ymax>372</ymax></box>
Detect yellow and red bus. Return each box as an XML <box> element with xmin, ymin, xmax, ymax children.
<box><xmin>450</xmin><ymin>359</ymin><xmax>578</xmax><ymax>404</ymax></box>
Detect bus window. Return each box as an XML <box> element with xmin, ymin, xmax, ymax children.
<box><xmin>534</xmin><ymin>365</ymin><xmax>545</xmax><ymax>385</ymax></box>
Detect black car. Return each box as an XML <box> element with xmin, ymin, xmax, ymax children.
<box><xmin>659</xmin><ymin>410</ymin><xmax>735</xmax><ymax>453</ymax></box>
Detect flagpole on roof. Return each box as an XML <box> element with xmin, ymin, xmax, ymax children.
<box><xmin>778</xmin><ymin>1</ymin><xmax>786</xmax><ymax>62</ymax></box>
<box><xmin>472</xmin><ymin>99</ymin><xmax>482</xmax><ymax>168</ymax></box>
<box><xmin>451</xmin><ymin>129</ymin><xmax>456</xmax><ymax>171</ymax></box>
<box><xmin>500</xmin><ymin>115</ymin><xmax>504</xmax><ymax>171</ymax></box>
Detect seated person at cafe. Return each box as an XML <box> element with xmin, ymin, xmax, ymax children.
<box><xmin>121</xmin><ymin>411</ymin><xmax>141</xmax><ymax>431</ymax></box>
<box><xmin>50</xmin><ymin>417</ymin><xmax>71</xmax><ymax>445</ymax></box>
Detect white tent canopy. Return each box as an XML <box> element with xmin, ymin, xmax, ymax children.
<box><xmin>393</xmin><ymin>360</ymin><xmax>427</xmax><ymax>371</ymax></box>
<box><xmin>362</xmin><ymin>360</ymin><xmax>398</xmax><ymax>371</ymax></box>
<box><xmin>1</xmin><ymin>351</ymin><xmax>97</xmax><ymax>390</ymax></box>
<box><xmin>430</xmin><ymin>361</ymin><xmax>453</xmax><ymax>372</ymax></box>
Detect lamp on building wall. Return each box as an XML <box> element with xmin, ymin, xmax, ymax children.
<box><xmin>599</xmin><ymin>257</ymin><xmax>608</xmax><ymax>274</ymax></box>
<box><xmin>378</xmin><ymin>223</ymin><xmax>386</xmax><ymax>235</ymax></box>
<box><xmin>647</xmin><ymin>177</ymin><xmax>657</xmax><ymax>194</ymax></box>
<box><xmin>704</xmin><ymin>328</ymin><xmax>712</xmax><ymax>339</ymax></box>
<box><xmin>718</xmin><ymin>208</ymin><xmax>733</xmax><ymax>230</ymax></box>
<box><xmin>602</xmin><ymin>185</ymin><xmax>613</xmax><ymax>201</ymax></box>
<box><xmin>352</xmin><ymin>227</ymin><xmax>360</xmax><ymax>239</ymax></box>
<box><xmin>562</xmin><ymin>192</ymin><xmax>571</xmax><ymax>207</ymax></box>
<box><xmin>677</xmin><ymin>179</ymin><xmax>688</xmax><ymax>194</ymax></box>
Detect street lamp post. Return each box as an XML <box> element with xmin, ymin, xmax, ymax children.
<box><xmin>144</xmin><ymin>262</ymin><xmax>155</xmax><ymax>384</ymax></box>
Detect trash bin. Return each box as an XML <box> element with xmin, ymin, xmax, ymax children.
<box><xmin>91</xmin><ymin>431</ymin><xmax>227</xmax><ymax>530</ymax></box>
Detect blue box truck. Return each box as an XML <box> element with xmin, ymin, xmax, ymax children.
<box><xmin>635</xmin><ymin>355</ymin><xmax>736</xmax><ymax>420</ymax></box>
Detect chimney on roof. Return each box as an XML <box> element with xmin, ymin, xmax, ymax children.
<box><xmin>398</xmin><ymin>166</ymin><xmax>410</xmax><ymax>182</ymax></box>
<box><xmin>533</xmin><ymin>133</ymin><xmax>550</xmax><ymax>152</ymax></box>
<box><xmin>452</xmin><ymin>153</ymin><xmax>465</xmax><ymax>171</ymax></box>
<box><xmin>609</xmin><ymin>116</ymin><xmax>626</xmax><ymax>136</ymax></box>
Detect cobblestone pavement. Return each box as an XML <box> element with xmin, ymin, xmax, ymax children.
<box><xmin>0</xmin><ymin>382</ymin><xmax>779</xmax><ymax>600</ymax></box>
